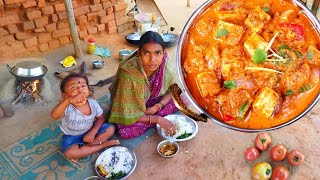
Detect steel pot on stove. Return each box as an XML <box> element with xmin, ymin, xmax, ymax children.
<box><xmin>7</xmin><ymin>60</ymin><xmax>48</xmax><ymax>81</ymax></box>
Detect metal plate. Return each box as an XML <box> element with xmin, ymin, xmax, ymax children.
<box><xmin>156</xmin><ymin>114</ymin><xmax>199</xmax><ymax>142</ymax></box>
<box><xmin>95</xmin><ymin>146</ymin><xmax>137</xmax><ymax>180</ymax></box>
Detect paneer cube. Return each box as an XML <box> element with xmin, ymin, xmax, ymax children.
<box><xmin>244</xmin><ymin>32</ymin><xmax>268</xmax><ymax>57</ymax></box>
<box><xmin>245</xmin><ymin>7</ymin><xmax>271</xmax><ymax>32</ymax></box>
<box><xmin>216</xmin><ymin>8</ymin><xmax>248</xmax><ymax>22</ymax></box>
<box><xmin>196</xmin><ymin>72</ymin><xmax>221</xmax><ymax>98</ymax></box>
<box><xmin>253</xmin><ymin>87</ymin><xmax>279</xmax><ymax>118</ymax></box>
<box><xmin>214</xmin><ymin>20</ymin><xmax>244</xmax><ymax>45</ymax></box>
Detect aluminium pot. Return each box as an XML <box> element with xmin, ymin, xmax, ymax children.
<box><xmin>7</xmin><ymin>61</ymin><xmax>48</xmax><ymax>82</ymax></box>
<box><xmin>175</xmin><ymin>0</ymin><xmax>320</xmax><ymax>132</ymax></box>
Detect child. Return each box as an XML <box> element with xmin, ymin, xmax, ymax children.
<box><xmin>51</xmin><ymin>73</ymin><xmax>120</xmax><ymax>162</ymax></box>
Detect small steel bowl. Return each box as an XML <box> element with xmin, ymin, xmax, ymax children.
<box><xmin>92</xmin><ymin>60</ymin><xmax>104</xmax><ymax>69</ymax></box>
<box><xmin>119</xmin><ymin>49</ymin><xmax>132</xmax><ymax>61</ymax></box>
<box><xmin>157</xmin><ymin>140</ymin><xmax>179</xmax><ymax>158</ymax></box>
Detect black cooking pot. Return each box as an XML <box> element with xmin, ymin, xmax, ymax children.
<box><xmin>125</xmin><ymin>31</ymin><xmax>180</xmax><ymax>48</ymax></box>
<box><xmin>161</xmin><ymin>30</ymin><xmax>179</xmax><ymax>48</ymax></box>
<box><xmin>7</xmin><ymin>61</ymin><xmax>48</xmax><ymax>81</ymax></box>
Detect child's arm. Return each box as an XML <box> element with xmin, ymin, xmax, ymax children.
<box><xmin>83</xmin><ymin>114</ymin><xmax>105</xmax><ymax>143</ymax></box>
<box><xmin>51</xmin><ymin>93</ymin><xmax>86</xmax><ymax>120</ymax></box>
<box><xmin>51</xmin><ymin>98</ymin><xmax>70</xmax><ymax>120</ymax></box>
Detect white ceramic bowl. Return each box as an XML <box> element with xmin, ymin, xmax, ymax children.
<box><xmin>156</xmin><ymin>114</ymin><xmax>198</xmax><ymax>142</ymax></box>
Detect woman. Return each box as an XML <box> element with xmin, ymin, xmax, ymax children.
<box><xmin>108</xmin><ymin>31</ymin><xmax>178</xmax><ymax>139</ymax></box>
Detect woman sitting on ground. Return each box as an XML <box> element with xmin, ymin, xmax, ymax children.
<box><xmin>108</xmin><ymin>31</ymin><xmax>178</xmax><ymax>139</ymax></box>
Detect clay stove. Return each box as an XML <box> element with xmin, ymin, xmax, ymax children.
<box><xmin>12</xmin><ymin>79</ymin><xmax>42</xmax><ymax>105</ymax></box>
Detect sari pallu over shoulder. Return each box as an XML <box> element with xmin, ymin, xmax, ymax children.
<box><xmin>108</xmin><ymin>50</ymin><xmax>174</xmax><ymax>125</ymax></box>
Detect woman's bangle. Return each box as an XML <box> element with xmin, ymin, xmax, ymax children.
<box><xmin>148</xmin><ymin>115</ymin><xmax>152</xmax><ymax>124</ymax></box>
<box><xmin>158</xmin><ymin>102</ymin><xmax>164</xmax><ymax>108</ymax></box>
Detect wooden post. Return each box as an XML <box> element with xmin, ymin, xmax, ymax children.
<box><xmin>64</xmin><ymin>0</ymin><xmax>83</xmax><ymax>58</ymax></box>
<box><xmin>187</xmin><ymin>0</ymin><xmax>190</xmax><ymax>7</ymax></box>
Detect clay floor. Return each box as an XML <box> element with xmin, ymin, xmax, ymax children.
<box><xmin>0</xmin><ymin>0</ymin><xmax>320</xmax><ymax>179</ymax></box>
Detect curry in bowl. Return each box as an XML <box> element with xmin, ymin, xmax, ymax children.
<box><xmin>181</xmin><ymin>0</ymin><xmax>320</xmax><ymax>129</ymax></box>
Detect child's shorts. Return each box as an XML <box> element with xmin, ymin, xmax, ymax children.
<box><xmin>61</xmin><ymin>123</ymin><xmax>112</xmax><ymax>152</ymax></box>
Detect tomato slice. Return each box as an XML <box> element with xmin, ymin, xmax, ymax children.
<box><xmin>280</xmin><ymin>23</ymin><xmax>304</xmax><ymax>40</ymax></box>
<box><xmin>223</xmin><ymin>114</ymin><xmax>234</xmax><ymax>122</ymax></box>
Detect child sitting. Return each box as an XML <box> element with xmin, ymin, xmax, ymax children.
<box><xmin>51</xmin><ymin>73</ymin><xmax>120</xmax><ymax>162</ymax></box>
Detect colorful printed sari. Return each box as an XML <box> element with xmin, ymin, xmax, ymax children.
<box><xmin>108</xmin><ymin>52</ymin><xmax>178</xmax><ymax>139</ymax></box>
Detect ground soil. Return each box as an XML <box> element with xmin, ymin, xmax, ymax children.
<box><xmin>0</xmin><ymin>0</ymin><xmax>319</xmax><ymax>179</ymax></box>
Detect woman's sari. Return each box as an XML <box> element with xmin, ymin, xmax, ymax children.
<box><xmin>108</xmin><ymin>52</ymin><xmax>178</xmax><ymax>139</ymax></box>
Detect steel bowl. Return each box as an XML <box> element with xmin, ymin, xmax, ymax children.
<box><xmin>176</xmin><ymin>0</ymin><xmax>320</xmax><ymax>132</ymax></box>
<box><xmin>157</xmin><ymin>140</ymin><xmax>179</xmax><ymax>158</ymax></box>
<box><xmin>119</xmin><ymin>49</ymin><xmax>133</xmax><ymax>61</ymax></box>
<box><xmin>92</xmin><ymin>60</ymin><xmax>104</xmax><ymax>69</ymax></box>
<box><xmin>156</xmin><ymin>114</ymin><xmax>198</xmax><ymax>142</ymax></box>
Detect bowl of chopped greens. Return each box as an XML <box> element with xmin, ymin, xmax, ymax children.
<box><xmin>95</xmin><ymin>146</ymin><xmax>137</xmax><ymax>179</ymax></box>
<box><xmin>156</xmin><ymin>114</ymin><xmax>198</xmax><ymax>142</ymax></box>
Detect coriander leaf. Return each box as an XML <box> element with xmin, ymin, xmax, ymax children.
<box><xmin>292</xmin><ymin>49</ymin><xmax>303</xmax><ymax>58</ymax></box>
<box><xmin>278</xmin><ymin>45</ymin><xmax>302</xmax><ymax>58</ymax></box>
<box><xmin>278</xmin><ymin>45</ymin><xmax>289</xmax><ymax>51</ymax></box>
<box><xmin>253</xmin><ymin>48</ymin><xmax>267</xmax><ymax>64</ymax></box>
<box><xmin>239</xmin><ymin>101</ymin><xmax>248</xmax><ymax>118</ymax></box>
<box><xmin>216</xmin><ymin>29</ymin><xmax>228</xmax><ymax>37</ymax></box>
<box><xmin>307</xmin><ymin>51</ymin><xmax>313</xmax><ymax>60</ymax></box>
<box><xmin>299</xmin><ymin>84</ymin><xmax>311</xmax><ymax>93</ymax></box>
<box><xmin>285</xmin><ymin>89</ymin><xmax>294</xmax><ymax>96</ymax></box>
<box><xmin>224</xmin><ymin>80</ymin><xmax>237</xmax><ymax>89</ymax></box>
<box><xmin>262</xmin><ymin>7</ymin><xmax>270</xmax><ymax>13</ymax></box>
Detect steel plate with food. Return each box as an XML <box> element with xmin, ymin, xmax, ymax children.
<box><xmin>156</xmin><ymin>114</ymin><xmax>198</xmax><ymax>142</ymax></box>
<box><xmin>95</xmin><ymin>146</ymin><xmax>137</xmax><ymax>179</ymax></box>
<box><xmin>176</xmin><ymin>0</ymin><xmax>320</xmax><ymax>132</ymax></box>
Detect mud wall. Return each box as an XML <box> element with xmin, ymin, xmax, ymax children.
<box><xmin>0</xmin><ymin>0</ymin><xmax>134</xmax><ymax>55</ymax></box>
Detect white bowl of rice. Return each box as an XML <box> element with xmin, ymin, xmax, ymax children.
<box><xmin>156</xmin><ymin>114</ymin><xmax>198</xmax><ymax>142</ymax></box>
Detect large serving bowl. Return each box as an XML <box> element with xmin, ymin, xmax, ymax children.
<box><xmin>176</xmin><ymin>0</ymin><xmax>320</xmax><ymax>132</ymax></box>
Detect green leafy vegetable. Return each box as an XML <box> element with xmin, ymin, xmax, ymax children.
<box><xmin>176</xmin><ymin>131</ymin><xmax>193</xmax><ymax>139</ymax></box>
<box><xmin>262</xmin><ymin>7</ymin><xmax>270</xmax><ymax>13</ymax></box>
<box><xmin>239</xmin><ymin>101</ymin><xmax>248</xmax><ymax>118</ymax></box>
<box><xmin>277</xmin><ymin>44</ymin><xmax>303</xmax><ymax>58</ymax></box>
<box><xmin>285</xmin><ymin>89</ymin><xmax>294</xmax><ymax>96</ymax></box>
<box><xmin>107</xmin><ymin>171</ymin><xmax>126</xmax><ymax>180</ymax></box>
<box><xmin>307</xmin><ymin>51</ymin><xmax>313</xmax><ymax>60</ymax></box>
<box><xmin>224</xmin><ymin>80</ymin><xmax>237</xmax><ymax>89</ymax></box>
<box><xmin>253</xmin><ymin>48</ymin><xmax>267</xmax><ymax>64</ymax></box>
<box><xmin>216</xmin><ymin>29</ymin><xmax>228</xmax><ymax>37</ymax></box>
<box><xmin>299</xmin><ymin>84</ymin><xmax>311</xmax><ymax>93</ymax></box>
<box><xmin>278</xmin><ymin>45</ymin><xmax>290</xmax><ymax>51</ymax></box>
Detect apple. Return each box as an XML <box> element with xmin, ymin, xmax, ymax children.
<box><xmin>252</xmin><ymin>162</ymin><xmax>272</xmax><ymax>180</ymax></box>
<box><xmin>254</xmin><ymin>133</ymin><xmax>272</xmax><ymax>151</ymax></box>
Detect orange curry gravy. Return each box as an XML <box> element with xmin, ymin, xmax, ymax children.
<box><xmin>183</xmin><ymin>0</ymin><xmax>320</xmax><ymax>129</ymax></box>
